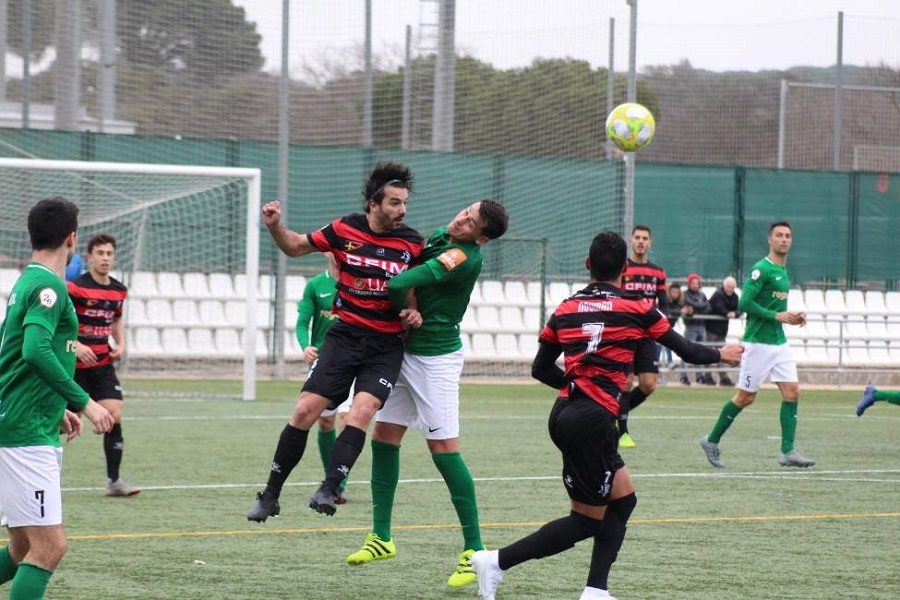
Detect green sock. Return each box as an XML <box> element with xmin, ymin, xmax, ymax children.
<box><xmin>0</xmin><ymin>546</ymin><xmax>18</xmax><ymax>584</ymax></box>
<box><xmin>780</xmin><ymin>401</ymin><xmax>798</xmax><ymax>453</ymax></box>
<box><xmin>317</xmin><ymin>429</ymin><xmax>337</xmax><ymax>476</ymax></box>
<box><xmin>874</xmin><ymin>389</ymin><xmax>900</xmax><ymax>405</ymax></box>
<box><xmin>10</xmin><ymin>562</ymin><xmax>52</xmax><ymax>600</ymax></box>
<box><xmin>708</xmin><ymin>400</ymin><xmax>743</xmax><ymax>444</ymax></box>
<box><xmin>433</xmin><ymin>452</ymin><xmax>484</xmax><ymax>552</ymax></box>
<box><xmin>371</xmin><ymin>439</ymin><xmax>400</xmax><ymax>542</ymax></box>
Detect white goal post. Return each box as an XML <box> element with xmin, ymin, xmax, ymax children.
<box><xmin>0</xmin><ymin>158</ymin><xmax>261</xmax><ymax>401</ymax></box>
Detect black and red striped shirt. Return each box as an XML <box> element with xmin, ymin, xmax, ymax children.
<box><xmin>308</xmin><ymin>214</ymin><xmax>424</xmax><ymax>334</ymax></box>
<box><xmin>622</xmin><ymin>258</ymin><xmax>668</xmax><ymax>308</ymax></box>
<box><xmin>67</xmin><ymin>272</ymin><xmax>127</xmax><ymax>369</ymax></box>
<box><xmin>539</xmin><ymin>282</ymin><xmax>670</xmax><ymax>415</ymax></box>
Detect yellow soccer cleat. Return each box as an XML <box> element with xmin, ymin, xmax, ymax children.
<box><xmin>447</xmin><ymin>549</ymin><xmax>478</xmax><ymax>588</ymax></box>
<box><xmin>346</xmin><ymin>533</ymin><xmax>397</xmax><ymax>565</ymax></box>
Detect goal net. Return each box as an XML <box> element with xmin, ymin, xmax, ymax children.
<box><xmin>0</xmin><ymin>158</ymin><xmax>261</xmax><ymax>400</ymax></box>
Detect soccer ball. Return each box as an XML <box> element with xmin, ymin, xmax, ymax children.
<box><xmin>605</xmin><ymin>103</ymin><xmax>656</xmax><ymax>152</ymax></box>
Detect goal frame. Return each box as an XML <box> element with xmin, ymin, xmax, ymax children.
<box><xmin>0</xmin><ymin>157</ymin><xmax>262</xmax><ymax>401</ymax></box>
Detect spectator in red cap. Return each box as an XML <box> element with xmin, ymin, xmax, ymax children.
<box><xmin>681</xmin><ymin>273</ymin><xmax>713</xmax><ymax>385</ymax></box>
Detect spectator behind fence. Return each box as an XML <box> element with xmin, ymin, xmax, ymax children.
<box><xmin>704</xmin><ymin>276</ymin><xmax>743</xmax><ymax>387</ymax></box>
<box><xmin>681</xmin><ymin>273</ymin><xmax>713</xmax><ymax>385</ymax></box>
<box><xmin>658</xmin><ymin>282</ymin><xmax>685</xmax><ymax>369</ymax></box>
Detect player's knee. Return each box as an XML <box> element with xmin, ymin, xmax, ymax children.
<box><xmin>639</xmin><ymin>381</ymin><xmax>657</xmax><ymax>395</ymax></box>
<box><xmin>318</xmin><ymin>415</ymin><xmax>336</xmax><ymax>431</ymax></box>
<box><xmin>608</xmin><ymin>492</ymin><xmax>637</xmax><ymax>523</ymax></box>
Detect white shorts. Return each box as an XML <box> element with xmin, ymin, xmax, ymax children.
<box><xmin>0</xmin><ymin>446</ymin><xmax>64</xmax><ymax>527</ymax></box>
<box><xmin>321</xmin><ymin>383</ymin><xmax>354</xmax><ymax>418</ymax></box>
<box><xmin>376</xmin><ymin>350</ymin><xmax>464</xmax><ymax>440</ymax></box>
<box><xmin>737</xmin><ymin>342</ymin><xmax>798</xmax><ymax>392</ymax></box>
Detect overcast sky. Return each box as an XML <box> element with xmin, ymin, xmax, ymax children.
<box><xmin>234</xmin><ymin>0</ymin><xmax>900</xmax><ymax>75</ymax></box>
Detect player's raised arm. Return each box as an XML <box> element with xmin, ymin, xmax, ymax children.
<box><xmin>261</xmin><ymin>200</ymin><xmax>316</xmax><ymax>257</ymax></box>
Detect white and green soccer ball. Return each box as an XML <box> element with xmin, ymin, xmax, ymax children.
<box><xmin>605</xmin><ymin>102</ymin><xmax>656</xmax><ymax>152</ymax></box>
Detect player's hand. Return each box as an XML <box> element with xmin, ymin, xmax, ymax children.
<box><xmin>776</xmin><ymin>311</ymin><xmax>805</xmax><ymax>326</ymax></box>
<box><xmin>261</xmin><ymin>201</ymin><xmax>282</xmax><ymax>228</ymax></box>
<box><xmin>76</xmin><ymin>342</ymin><xmax>98</xmax><ymax>366</ymax></box>
<box><xmin>108</xmin><ymin>345</ymin><xmax>125</xmax><ymax>362</ymax></box>
<box><xmin>60</xmin><ymin>409</ymin><xmax>83</xmax><ymax>444</ymax></box>
<box><xmin>718</xmin><ymin>344</ymin><xmax>744</xmax><ymax>366</ymax></box>
<box><xmin>399</xmin><ymin>308</ymin><xmax>423</xmax><ymax>329</ymax></box>
<box><xmin>303</xmin><ymin>346</ymin><xmax>319</xmax><ymax>364</ymax></box>
<box><xmin>82</xmin><ymin>399</ymin><xmax>114</xmax><ymax>434</ymax></box>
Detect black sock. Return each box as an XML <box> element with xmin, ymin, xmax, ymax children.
<box><xmin>265</xmin><ymin>424</ymin><xmax>309</xmax><ymax>496</ymax></box>
<box><xmin>498</xmin><ymin>511</ymin><xmax>603</xmax><ymax>570</ymax></box>
<box><xmin>104</xmin><ymin>423</ymin><xmax>123</xmax><ymax>482</ymax></box>
<box><xmin>628</xmin><ymin>389</ymin><xmax>649</xmax><ymax>411</ymax></box>
<box><xmin>587</xmin><ymin>493</ymin><xmax>637</xmax><ymax>589</ymax></box>
<box><xmin>323</xmin><ymin>425</ymin><xmax>366</xmax><ymax>491</ymax></box>
<box><xmin>617</xmin><ymin>393</ymin><xmax>631</xmax><ymax>435</ymax></box>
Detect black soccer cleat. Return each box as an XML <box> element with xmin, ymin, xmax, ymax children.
<box><xmin>309</xmin><ymin>482</ymin><xmax>338</xmax><ymax>516</ymax></box>
<box><xmin>247</xmin><ymin>489</ymin><xmax>280</xmax><ymax>522</ymax></box>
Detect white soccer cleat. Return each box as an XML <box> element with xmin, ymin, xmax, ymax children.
<box><xmin>471</xmin><ymin>549</ymin><xmax>504</xmax><ymax>600</ymax></box>
<box><xmin>580</xmin><ymin>586</ymin><xmax>618</xmax><ymax>600</ymax></box>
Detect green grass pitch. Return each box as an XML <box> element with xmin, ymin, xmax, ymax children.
<box><xmin>5</xmin><ymin>381</ymin><xmax>898</xmax><ymax>599</ymax></box>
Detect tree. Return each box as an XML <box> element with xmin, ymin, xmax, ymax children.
<box><xmin>118</xmin><ymin>0</ymin><xmax>263</xmax><ymax>84</ymax></box>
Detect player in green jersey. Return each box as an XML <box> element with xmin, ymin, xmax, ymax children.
<box><xmin>699</xmin><ymin>221</ymin><xmax>815</xmax><ymax>469</ymax></box>
<box><xmin>345</xmin><ymin>199</ymin><xmax>509</xmax><ymax>589</ymax></box>
<box><xmin>0</xmin><ymin>197</ymin><xmax>114</xmax><ymax>600</ymax></box>
<box><xmin>296</xmin><ymin>252</ymin><xmax>350</xmax><ymax>502</ymax></box>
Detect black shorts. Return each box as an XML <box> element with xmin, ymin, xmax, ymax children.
<box><xmin>70</xmin><ymin>363</ymin><xmax>123</xmax><ymax>411</ymax></box>
<box><xmin>302</xmin><ymin>320</ymin><xmax>404</xmax><ymax>409</ymax></box>
<box><xmin>548</xmin><ymin>389</ymin><xmax>625</xmax><ymax>506</ymax></box>
<box><xmin>633</xmin><ymin>337</ymin><xmax>660</xmax><ymax>374</ymax></box>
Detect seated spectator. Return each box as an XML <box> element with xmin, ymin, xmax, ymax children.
<box><xmin>704</xmin><ymin>276</ymin><xmax>743</xmax><ymax>386</ymax></box>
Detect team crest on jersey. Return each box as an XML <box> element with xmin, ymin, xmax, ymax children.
<box><xmin>344</xmin><ymin>241</ymin><xmax>362</xmax><ymax>251</ymax></box>
<box><xmin>750</xmin><ymin>269</ymin><xmax>761</xmax><ymax>280</ymax></box>
<box><xmin>437</xmin><ymin>248</ymin><xmax>467</xmax><ymax>271</ymax></box>
<box><xmin>39</xmin><ymin>287</ymin><xmax>58</xmax><ymax>308</ymax></box>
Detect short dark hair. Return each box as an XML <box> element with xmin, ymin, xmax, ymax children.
<box><xmin>87</xmin><ymin>233</ymin><xmax>117</xmax><ymax>253</ymax></box>
<box><xmin>632</xmin><ymin>224</ymin><xmax>651</xmax><ymax>236</ymax></box>
<box><xmin>28</xmin><ymin>196</ymin><xmax>79</xmax><ymax>251</ymax></box>
<box><xmin>477</xmin><ymin>199</ymin><xmax>509</xmax><ymax>240</ymax></box>
<box><xmin>769</xmin><ymin>220</ymin><xmax>791</xmax><ymax>233</ymax></box>
<box><xmin>588</xmin><ymin>231</ymin><xmax>627</xmax><ymax>282</ymax></box>
<box><xmin>362</xmin><ymin>162</ymin><xmax>413</xmax><ymax>212</ymax></box>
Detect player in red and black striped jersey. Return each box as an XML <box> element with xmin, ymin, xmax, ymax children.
<box><xmin>471</xmin><ymin>231</ymin><xmax>742</xmax><ymax>599</ymax></box>
<box><xmin>67</xmin><ymin>233</ymin><xmax>140</xmax><ymax>497</ymax></box>
<box><xmin>616</xmin><ymin>224</ymin><xmax>670</xmax><ymax>448</ymax></box>
<box><xmin>248</xmin><ymin>162</ymin><xmax>426</xmax><ymax>522</ymax></box>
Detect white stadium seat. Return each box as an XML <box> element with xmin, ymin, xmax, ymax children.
<box><xmin>161</xmin><ymin>327</ymin><xmax>189</xmax><ymax>355</ymax></box>
<box><xmin>157</xmin><ymin>272</ymin><xmax>184</xmax><ymax>297</ymax></box>
<box><xmin>126</xmin><ymin>298</ymin><xmax>150</xmax><ymax>327</ymax></box>
<box><xmin>518</xmin><ymin>334</ymin><xmax>539</xmax><ymax>358</ymax></box>
<box><xmin>461</xmin><ymin>307</ymin><xmax>478</xmax><ymax>333</ymax></box>
<box><xmin>182</xmin><ymin>273</ymin><xmax>212</xmax><ymax>299</ymax></box>
<box><xmin>868</xmin><ymin>341</ymin><xmax>891</xmax><ymax>364</ymax></box>
<box><xmin>470</xmin><ymin>333</ymin><xmax>496</xmax><ymax>359</ymax></box>
<box><xmin>128</xmin><ymin>271</ymin><xmax>158</xmax><ymax>299</ymax></box>
<box><xmin>208</xmin><ymin>273</ymin><xmax>237</xmax><ymax>299</ymax></box>
<box><xmin>865</xmin><ymin>290</ymin><xmax>888</xmax><ymax>317</ymax></box>
<box><xmin>494</xmin><ymin>333</ymin><xmax>521</xmax><ymax>359</ymax></box>
<box><xmin>499</xmin><ymin>306</ymin><xmax>526</xmax><ymax>333</ymax></box>
<box><xmin>171</xmin><ymin>299</ymin><xmax>201</xmax><ymax>326</ymax></box>
<box><xmin>224</xmin><ymin>300</ymin><xmax>246</xmax><ymax>326</ymax></box>
<box><xmin>132</xmin><ymin>327</ymin><xmax>164</xmax><ymax>356</ymax></box>
<box><xmin>475</xmin><ymin>306</ymin><xmax>502</xmax><ymax>332</ymax></box>
<box><xmin>144</xmin><ymin>299</ymin><xmax>174</xmax><ymax>325</ymax></box>
<box><xmin>844</xmin><ymin>290</ymin><xmax>866</xmax><ymax>315</ymax></box>
<box><xmin>866</xmin><ymin>317</ymin><xmax>889</xmax><ymax>341</ymax></box>
<box><xmin>525</xmin><ymin>281</ymin><xmax>544</xmax><ymax>306</ymax></box>
<box><xmin>824</xmin><ymin>290</ymin><xmax>847</xmax><ymax>315</ymax></box>
<box><xmin>198</xmin><ymin>300</ymin><xmax>229</xmax><ymax>327</ymax></box>
<box><xmin>522</xmin><ymin>307</ymin><xmax>543</xmax><ymax>334</ymax></box>
<box><xmin>0</xmin><ymin>268</ymin><xmax>21</xmax><ymax>295</ymax></box>
<box><xmin>214</xmin><ymin>329</ymin><xmax>242</xmax><ymax>357</ymax></box>
<box><xmin>843</xmin><ymin>316</ymin><xmax>868</xmax><ymax>341</ymax></box>
<box><xmin>467</xmin><ymin>282</ymin><xmax>485</xmax><ymax>306</ymax></box>
<box><xmin>480</xmin><ymin>280</ymin><xmax>505</xmax><ymax>304</ymax></box>
<box><xmin>804</xmin><ymin>290</ymin><xmax>826</xmax><ymax>315</ymax></box>
<box><xmin>546</xmin><ymin>282</ymin><xmax>571</xmax><ymax>306</ymax></box>
<box><xmin>285</xmin><ymin>275</ymin><xmax>308</xmax><ymax>302</ymax></box>
<box><xmin>788</xmin><ymin>289</ymin><xmax>806</xmax><ymax>313</ymax></box>
<box><xmin>187</xmin><ymin>328</ymin><xmax>217</xmax><ymax>355</ymax></box>
<box><xmin>504</xmin><ymin>281</ymin><xmax>530</xmax><ymax>307</ymax></box>
<box><xmin>258</xmin><ymin>274</ymin><xmax>274</xmax><ymax>300</ymax></box>
<box><xmin>886</xmin><ymin>291</ymin><xmax>900</xmax><ymax>315</ymax></box>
